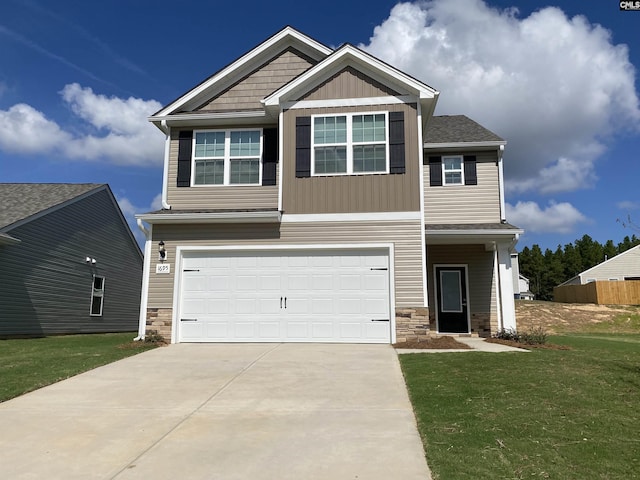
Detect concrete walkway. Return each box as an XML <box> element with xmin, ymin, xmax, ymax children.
<box><xmin>396</xmin><ymin>337</ymin><xmax>530</xmax><ymax>354</ymax></box>
<box><xmin>0</xmin><ymin>344</ymin><xmax>431</xmax><ymax>480</ymax></box>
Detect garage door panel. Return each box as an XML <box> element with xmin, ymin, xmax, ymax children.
<box><xmin>179</xmin><ymin>250</ymin><xmax>391</xmax><ymax>343</ymax></box>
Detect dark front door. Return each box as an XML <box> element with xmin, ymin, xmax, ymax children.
<box><xmin>436</xmin><ymin>266</ymin><xmax>469</xmax><ymax>333</ymax></box>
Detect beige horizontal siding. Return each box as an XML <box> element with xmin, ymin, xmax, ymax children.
<box><xmin>166</xmin><ymin>128</ymin><xmax>279</xmax><ymax>210</ymax></box>
<box><xmin>426</xmin><ymin>244</ymin><xmax>496</xmax><ymax>315</ymax></box>
<box><xmin>148</xmin><ymin>220</ymin><xmax>424</xmax><ymax>309</ymax></box>
<box><xmin>424</xmin><ymin>151</ymin><xmax>501</xmax><ymax>224</ymax></box>
<box><xmin>299</xmin><ymin>66</ymin><xmax>399</xmax><ymax>101</ymax></box>
<box><xmin>282</xmin><ymin>103</ymin><xmax>420</xmax><ymax>214</ymax></box>
<box><xmin>199</xmin><ymin>48</ymin><xmax>314</xmax><ymax>112</ymax></box>
<box><xmin>579</xmin><ymin>247</ymin><xmax>640</xmax><ymax>282</ymax></box>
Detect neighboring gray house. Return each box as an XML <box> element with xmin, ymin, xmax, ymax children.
<box><xmin>0</xmin><ymin>184</ymin><xmax>143</xmax><ymax>337</ymax></box>
<box><xmin>560</xmin><ymin>245</ymin><xmax>640</xmax><ymax>286</ymax></box>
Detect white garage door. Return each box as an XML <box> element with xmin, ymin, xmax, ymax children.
<box><xmin>178</xmin><ymin>249</ymin><xmax>391</xmax><ymax>343</ymax></box>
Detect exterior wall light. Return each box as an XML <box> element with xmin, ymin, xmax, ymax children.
<box><xmin>158</xmin><ymin>241</ymin><xmax>166</xmax><ymax>262</ymax></box>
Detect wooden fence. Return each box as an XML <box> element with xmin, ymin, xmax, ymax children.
<box><xmin>553</xmin><ymin>280</ymin><xmax>640</xmax><ymax>305</ymax></box>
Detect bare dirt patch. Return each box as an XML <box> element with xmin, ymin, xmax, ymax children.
<box><xmin>394</xmin><ymin>336</ymin><xmax>471</xmax><ymax>349</ymax></box>
<box><xmin>515</xmin><ymin>300</ymin><xmax>640</xmax><ymax>334</ymax></box>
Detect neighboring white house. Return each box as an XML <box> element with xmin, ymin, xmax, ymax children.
<box><xmin>511</xmin><ymin>253</ymin><xmax>534</xmax><ymax>300</ymax></box>
<box><xmin>560</xmin><ymin>245</ymin><xmax>640</xmax><ymax>286</ymax></box>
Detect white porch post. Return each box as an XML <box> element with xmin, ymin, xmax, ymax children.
<box><xmin>497</xmin><ymin>242</ymin><xmax>517</xmax><ymax>331</ymax></box>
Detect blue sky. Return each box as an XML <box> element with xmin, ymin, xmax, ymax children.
<box><xmin>1</xmin><ymin>0</ymin><xmax>639</xmax><ymax>250</ymax></box>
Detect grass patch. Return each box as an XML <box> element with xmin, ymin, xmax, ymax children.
<box><xmin>0</xmin><ymin>333</ymin><xmax>159</xmax><ymax>402</ymax></box>
<box><xmin>400</xmin><ymin>334</ymin><xmax>640</xmax><ymax>479</ymax></box>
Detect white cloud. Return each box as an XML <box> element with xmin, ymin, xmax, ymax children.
<box><xmin>617</xmin><ymin>200</ymin><xmax>640</xmax><ymax>211</ymax></box>
<box><xmin>506</xmin><ymin>201</ymin><xmax>589</xmax><ymax>233</ymax></box>
<box><xmin>150</xmin><ymin>193</ymin><xmax>163</xmax><ymax>211</ymax></box>
<box><xmin>116</xmin><ymin>194</ymin><xmax>162</xmax><ymax>247</ymax></box>
<box><xmin>362</xmin><ymin>1</ymin><xmax>640</xmax><ymax>195</ymax></box>
<box><xmin>0</xmin><ymin>83</ymin><xmax>163</xmax><ymax>166</ymax></box>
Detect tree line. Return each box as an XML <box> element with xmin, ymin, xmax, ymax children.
<box><xmin>518</xmin><ymin>234</ymin><xmax>640</xmax><ymax>300</ymax></box>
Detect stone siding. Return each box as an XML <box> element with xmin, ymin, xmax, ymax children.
<box><xmin>395</xmin><ymin>307</ymin><xmax>431</xmax><ymax>343</ymax></box>
<box><xmin>146</xmin><ymin>308</ymin><xmax>173</xmax><ymax>342</ymax></box>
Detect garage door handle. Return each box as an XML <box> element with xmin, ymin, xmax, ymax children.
<box><xmin>181</xmin><ymin>318</ymin><xmax>198</xmax><ymax>322</ymax></box>
<box><xmin>371</xmin><ymin>319</ymin><xmax>390</xmax><ymax>322</ymax></box>
<box><xmin>370</xmin><ymin>268</ymin><xmax>388</xmax><ymax>271</ymax></box>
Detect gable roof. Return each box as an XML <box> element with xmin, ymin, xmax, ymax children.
<box><xmin>0</xmin><ymin>183</ymin><xmax>103</xmax><ymax>230</ymax></box>
<box><xmin>560</xmin><ymin>244</ymin><xmax>640</xmax><ymax>285</ymax></box>
<box><xmin>150</xmin><ymin>26</ymin><xmax>332</xmax><ymax>124</ymax></box>
<box><xmin>424</xmin><ymin>115</ymin><xmax>505</xmax><ymax>147</ymax></box>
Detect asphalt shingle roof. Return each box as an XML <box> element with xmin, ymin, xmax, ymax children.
<box><xmin>0</xmin><ymin>183</ymin><xmax>102</xmax><ymax>230</ymax></box>
<box><xmin>425</xmin><ymin>115</ymin><xmax>504</xmax><ymax>144</ymax></box>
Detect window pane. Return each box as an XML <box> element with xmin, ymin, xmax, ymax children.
<box><xmin>314</xmin><ymin>146</ymin><xmax>347</xmax><ymax>174</ymax></box>
<box><xmin>353</xmin><ymin>114</ymin><xmax>385</xmax><ymax>143</ymax></box>
<box><xmin>90</xmin><ymin>296</ymin><xmax>103</xmax><ymax>315</ymax></box>
<box><xmin>194</xmin><ymin>160</ymin><xmax>224</xmax><ymax>185</ymax></box>
<box><xmin>353</xmin><ymin>145</ymin><xmax>386</xmax><ymax>172</ymax></box>
<box><xmin>229</xmin><ymin>159</ymin><xmax>259</xmax><ymax>184</ymax></box>
<box><xmin>195</xmin><ymin>132</ymin><xmax>225</xmax><ymax>158</ymax></box>
<box><xmin>314</xmin><ymin>116</ymin><xmax>346</xmax><ymax>144</ymax></box>
<box><xmin>441</xmin><ymin>271</ymin><xmax>462</xmax><ymax>312</ymax></box>
<box><xmin>444</xmin><ymin>157</ymin><xmax>462</xmax><ymax>171</ymax></box>
<box><xmin>230</xmin><ymin>131</ymin><xmax>260</xmax><ymax>157</ymax></box>
<box><xmin>444</xmin><ymin>172</ymin><xmax>462</xmax><ymax>184</ymax></box>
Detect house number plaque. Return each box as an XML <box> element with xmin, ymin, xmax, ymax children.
<box><xmin>156</xmin><ymin>264</ymin><xmax>171</xmax><ymax>274</ymax></box>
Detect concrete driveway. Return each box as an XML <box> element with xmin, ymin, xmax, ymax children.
<box><xmin>0</xmin><ymin>344</ymin><xmax>431</xmax><ymax>479</ymax></box>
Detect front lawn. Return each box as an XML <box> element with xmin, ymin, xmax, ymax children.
<box><xmin>0</xmin><ymin>333</ymin><xmax>159</xmax><ymax>402</ymax></box>
<box><xmin>400</xmin><ymin>334</ymin><xmax>640</xmax><ymax>479</ymax></box>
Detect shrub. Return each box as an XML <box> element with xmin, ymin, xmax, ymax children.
<box><xmin>494</xmin><ymin>326</ymin><xmax>548</xmax><ymax>345</ymax></box>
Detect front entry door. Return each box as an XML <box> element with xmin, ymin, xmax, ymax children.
<box><xmin>435</xmin><ymin>266</ymin><xmax>469</xmax><ymax>333</ymax></box>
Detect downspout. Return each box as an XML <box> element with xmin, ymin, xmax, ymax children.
<box><xmin>134</xmin><ymin>218</ymin><xmax>153</xmax><ymax>341</ymax></box>
<box><xmin>498</xmin><ymin>145</ymin><xmax>506</xmax><ymax>222</ymax></box>
<box><xmin>160</xmin><ymin>120</ymin><xmax>171</xmax><ymax>210</ymax></box>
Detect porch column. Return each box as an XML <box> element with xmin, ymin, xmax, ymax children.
<box><xmin>497</xmin><ymin>242</ymin><xmax>517</xmax><ymax>330</ymax></box>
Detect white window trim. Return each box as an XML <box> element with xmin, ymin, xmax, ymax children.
<box><xmin>442</xmin><ymin>155</ymin><xmax>464</xmax><ymax>186</ymax></box>
<box><xmin>311</xmin><ymin>111</ymin><xmax>389</xmax><ymax>176</ymax></box>
<box><xmin>191</xmin><ymin>128</ymin><xmax>263</xmax><ymax>186</ymax></box>
<box><xmin>90</xmin><ymin>275</ymin><xmax>105</xmax><ymax>317</ymax></box>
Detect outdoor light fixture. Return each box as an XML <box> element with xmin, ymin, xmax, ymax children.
<box><xmin>158</xmin><ymin>241</ymin><xmax>166</xmax><ymax>262</ymax></box>
<box><xmin>85</xmin><ymin>256</ymin><xmax>97</xmax><ymax>264</ymax></box>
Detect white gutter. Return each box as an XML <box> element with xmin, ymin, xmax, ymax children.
<box><xmin>424</xmin><ymin>140</ymin><xmax>506</xmax><ymax>150</ymax></box>
<box><xmin>498</xmin><ymin>144</ymin><xmax>506</xmax><ymax>221</ymax></box>
<box><xmin>135</xmin><ymin>219</ymin><xmax>152</xmax><ymax>341</ymax></box>
<box><xmin>425</xmin><ymin>228</ymin><xmax>524</xmax><ymax>237</ymax></box>
<box><xmin>136</xmin><ymin>210</ymin><xmax>282</xmax><ymax>224</ymax></box>
<box><xmin>161</xmin><ymin>120</ymin><xmax>171</xmax><ymax>210</ymax></box>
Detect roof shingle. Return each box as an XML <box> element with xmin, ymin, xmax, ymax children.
<box><xmin>425</xmin><ymin>115</ymin><xmax>504</xmax><ymax>144</ymax></box>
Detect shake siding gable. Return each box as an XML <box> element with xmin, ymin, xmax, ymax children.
<box><xmin>197</xmin><ymin>48</ymin><xmax>316</xmax><ymax>112</ymax></box>
<box><xmin>283</xmin><ymin>103</ymin><xmax>420</xmax><ymax>214</ymax></box>
<box><xmin>424</xmin><ymin>151</ymin><xmax>501</xmax><ymax>223</ymax></box>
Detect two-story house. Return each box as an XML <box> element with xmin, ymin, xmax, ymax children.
<box><xmin>136</xmin><ymin>27</ymin><xmax>522</xmax><ymax>344</ymax></box>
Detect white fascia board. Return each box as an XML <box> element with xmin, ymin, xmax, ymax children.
<box><xmin>282</xmin><ymin>212</ymin><xmax>422</xmax><ymax>223</ymax></box>
<box><xmin>136</xmin><ymin>211</ymin><xmax>282</xmax><ymax>224</ymax></box>
<box><xmin>425</xmin><ymin>228</ymin><xmax>524</xmax><ymax>236</ymax></box>
<box><xmin>152</xmin><ymin>27</ymin><xmax>332</xmax><ymax>119</ymax></box>
<box><xmin>150</xmin><ymin>110</ymin><xmax>269</xmax><ymax>126</ymax></box>
<box><xmin>263</xmin><ymin>45</ymin><xmax>438</xmax><ymax>107</ymax></box>
<box><xmin>424</xmin><ymin>141</ymin><xmax>507</xmax><ymax>150</ymax></box>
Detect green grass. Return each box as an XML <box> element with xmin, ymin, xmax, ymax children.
<box><xmin>0</xmin><ymin>333</ymin><xmax>159</xmax><ymax>402</ymax></box>
<box><xmin>400</xmin><ymin>335</ymin><xmax>640</xmax><ymax>479</ymax></box>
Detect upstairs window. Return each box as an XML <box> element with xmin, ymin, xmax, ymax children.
<box><xmin>443</xmin><ymin>156</ymin><xmax>464</xmax><ymax>185</ymax></box>
<box><xmin>90</xmin><ymin>275</ymin><xmax>105</xmax><ymax>316</ymax></box>
<box><xmin>193</xmin><ymin>129</ymin><xmax>262</xmax><ymax>185</ymax></box>
<box><xmin>312</xmin><ymin>112</ymin><xmax>388</xmax><ymax>176</ymax></box>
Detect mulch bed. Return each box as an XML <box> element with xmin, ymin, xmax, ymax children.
<box><xmin>394</xmin><ymin>336</ymin><xmax>472</xmax><ymax>349</ymax></box>
<box><xmin>485</xmin><ymin>338</ymin><xmax>572</xmax><ymax>350</ymax></box>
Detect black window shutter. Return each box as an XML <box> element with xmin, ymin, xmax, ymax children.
<box><xmin>295</xmin><ymin>116</ymin><xmax>311</xmax><ymax>178</ymax></box>
<box><xmin>464</xmin><ymin>155</ymin><xmax>477</xmax><ymax>185</ymax></box>
<box><xmin>429</xmin><ymin>156</ymin><xmax>442</xmax><ymax>186</ymax></box>
<box><xmin>177</xmin><ymin>130</ymin><xmax>193</xmax><ymax>187</ymax></box>
<box><xmin>262</xmin><ymin>128</ymin><xmax>278</xmax><ymax>186</ymax></box>
<box><xmin>389</xmin><ymin>111</ymin><xmax>405</xmax><ymax>174</ymax></box>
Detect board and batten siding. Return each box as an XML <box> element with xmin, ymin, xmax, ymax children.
<box><xmin>198</xmin><ymin>47</ymin><xmax>316</xmax><ymax>112</ymax></box>
<box><xmin>0</xmin><ymin>189</ymin><xmax>143</xmax><ymax>336</ymax></box>
<box><xmin>166</xmin><ymin>128</ymin><xmax>279</xmax><ymax>210</ymax></box>
<box><xmin>423</xmin><ymin>151</ymin><xmax>501</xmax><ymax>224</ymax></box>
<box><xmin>426</xmin><ymin>244</ymin><xmax>496</xmax><ymax>316</ymax></box>
<box><xmin>282</xmin><ymin>103</ymin><xmax>421</xmax><ymax>214</ymax></box>
<box><xmin>298</xmin><ymin>66</ymin><xmax>399</xmax><ymax>101</ymax></box>
<box><xmin>147</xmin><ymin>219</ymin><xmax>424</xmax><ymax>310</ymax></box>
